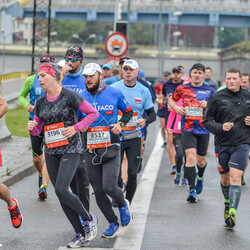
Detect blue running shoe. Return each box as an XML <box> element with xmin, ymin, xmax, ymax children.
<box><xmin>38</xmin><ymin>186</ymin><xmax>47</xmax><ymax>201</ymax></box>
<box><xmin>187</xmin><ymin>189</ymin><xmax>197</xmax><ymax>203</ymax></box>
<box><xmin>173</xmin><ymin>173</ymin><xmax>181</xmax><ymax>185</ymax></box>
<box><xmin>196</xmin><ymin>175</ymin><xmax>204</xmax><ymax>194</ymax></box>
<box><xmin>81</xmin><ymin>214</ymin><xmax>98</xmax><ymax>241</ymax></box>
<box><xmin>101</xmin><ymin>223</ymin><xmax>121</xmax><ymax>238</ymax></box>
<box><xmin>182</xmin><ymin>178</ymin><xmax>189</xmax><ymax>186</ymax></box>
<box><xmin>171</xmin><ymin>165</ymin><xmax>176</xmax><ymax>175</ymax></box>
<box><xmin>119</xmin><ymin>199</ymin><xmax>132</xmax><ymax>227</ymax></box>
<box><xmin>67</xmin><ymin>233</ymin><xmax>88</xmax><ymax>248</ymax></box>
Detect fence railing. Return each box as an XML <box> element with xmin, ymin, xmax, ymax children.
<box><xmin>0</xmin><ymin>71</ymin><xmax>31</xmax><ymax>82</ymax></box>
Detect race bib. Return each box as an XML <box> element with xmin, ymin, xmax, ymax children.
<box><xmin>118</xmin><ymin>111</ymin><xmax>138</xmax><ymax>131</ymax></box>
<box><xmin>185</xmin><ymin>103</ymin><xmax>203</xmax><ymax>120</ymax></box>
<box><xmin>44</xmin><ymin>122</ymin><xmax>69</xmax><ymax>149</ymax></box>
<box><xmin>87</xmin><ymin>126</ymin><xmax>111</xmax><ymax>149</ymax></box>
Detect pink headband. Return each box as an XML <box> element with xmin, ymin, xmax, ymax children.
<box><xmin>38</xmin><ymin>63</ymin><xmax>60</xmax><ymax>80</ymax></box>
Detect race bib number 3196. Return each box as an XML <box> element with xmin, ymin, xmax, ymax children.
<box><xmin>44</xmin><ymin>122</ymin><xmax>69</xmax><ymax>149</ymax></box>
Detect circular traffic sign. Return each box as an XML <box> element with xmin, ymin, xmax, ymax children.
<box><xmin>105</xmin><ymin>32</ymin><xmax>129</xmax><ymax>58</ymax></box>
<box><xmin>105</xmin><ymin>57</ymin><xmax>120</xmax><ymax>68</ymax></box>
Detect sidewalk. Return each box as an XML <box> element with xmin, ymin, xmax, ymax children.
<box><xmin>0</xmin><ymin>136</ymin><xmax>35</xmax><ymax>187</ymax></box>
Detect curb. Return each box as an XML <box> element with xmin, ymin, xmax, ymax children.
<box><xmin>1</xmin><ymin>164</ymin><xmax>36</xmax><ymax>187</ymax></box>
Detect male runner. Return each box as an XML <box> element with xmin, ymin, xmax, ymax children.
<box><xmin>203</xmin><ymin>68</ymin><xmax>250</xmax><ymax>229</ymax></box>
<box><xmin>162</xmin><ymin>67</ymin><xmax>184</xmax><ymax>174</ymax></box>
<box><xmin>102</xmin><ymin>64</ymin><xmax>113</xmax><ymax>79</ymax></box>
<box><xmin>18</xmin><ymin>54</ymin><xmax>54</xmax><ymax>200</ymax></box>
<box><xmin>79</xmin><ymin>63</ymin><xmax>133</xmax><ymax>238</ymax></box>
<box><xmin>155</xmin><ymin>71</ymin><xmax>171</xmax><ymax>148</ymax></box>
<box><xmin>240</xmin><ymin>72</ymin><xmax>250</xmax><ymax>185</ymax></box>
<box><xmin>61</xmin><ymin>45</ymin><xmax>90</xmax><ymax>212</ymax></box>
<box><xmin>112</xmin><ymin>59</ymin><xmax>156</xmax><ymax>204</ymax></box>
<box><xmin>169</xmin><ymin>63</ymin><xmax>216</xmax><ymax>202</ymax></box>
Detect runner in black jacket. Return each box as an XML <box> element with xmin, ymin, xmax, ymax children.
<box><xmin>203</xmin><ymin>68</ymin><xmax>250</xmax><ymax>229</ymax></box>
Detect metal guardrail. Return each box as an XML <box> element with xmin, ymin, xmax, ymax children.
<box><xmin>0</xmin><ymin>71</ymin><xmax>31</xmax><ymax>81</ymax></box>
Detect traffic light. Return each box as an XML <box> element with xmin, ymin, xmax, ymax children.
<box><xmin>115</xmin><ymin>21</ymin><xmax>128</xmax><ymax>36</ymax></box>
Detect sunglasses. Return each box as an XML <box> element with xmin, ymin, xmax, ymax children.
<box><xmin>64</xmin><ymin>57</ymin><xmax>80</xmax><ymax>63</ymax></box>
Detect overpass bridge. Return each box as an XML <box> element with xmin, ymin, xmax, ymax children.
<box><xmin>5</xmin><ymin>0</ymin><xmax>250</xmax><ymax>28</ymax></box>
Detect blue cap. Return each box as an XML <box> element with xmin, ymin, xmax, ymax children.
<box><xmin>102</xmin><ymin>64</ymin><xmax>112</xmax><ymax>70</ymax></box>
<box><xmin>139</xmin><ymin>70</ymin><xmax>146</xmax><ymax>78</ymax></box>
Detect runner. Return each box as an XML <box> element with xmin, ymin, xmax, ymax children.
<box><xmin>178</xmin><ymin>65</ymin><xmax>191</xmax><ymax>83</ymax></box>
<box><xmin>203</xmin><ymin>68</ymin><xmax>250</xmax><ymax>229</ymax></box>
<box><xmin>79</xmin><ymin>63</ymin><xmax>133</xmax><ymax>238</ymax></box>
<box><xmin>28</xmin><ymin>63</ymin><xmax>99</xmax><ymax>248</ymax></box>
<box><xmin>155</xmin><ymin>71</ymin><xmax>171</xmax><ymax>148</ymax></box>
<box><xmin>102</xmin><ymin>63</ymin><xmax>113</xmax><ymax>79</ymax></box>
<box><xmin>0</xmin><ymin>95</ymin><xmax>23</xmax><ymax>229</ymax></box>
<box><xmin>18</xmin><ymin>54</ymin><xmax>54</xmax><ymax>200</ymax></box>
<box><xmin>240</xmin><ymin>72</ymin><xmax>250</xmax><ymax>185</ymax></box>
<box><xmin>204</xmin><ymin>67</ymin><xmax>218</xmax><ymax>90</ymax></box>
<box><xmin>61</xmin><ymin>45</ymin><xmax>90</xmax><ymax>215</ymax></box>
<box><xmin>61</xmin><ymin>46</ymin><xmax>86</xmax><ymax>94</ymax></box>
<box><xmin>166</xmin><ymin>99</ymin><xmax>188</xmax><ymax>186</ymax></box>
<box><xmin>104</xmin><ymin>56</ymin><xmax>131</xmax><ymax>86</ymax></box>
<box><xmin>162</xmin><ymin>67</ymin><xmax>184</xmax><ymax>174</ymax></box>
<box><xmin>168</xmin><ymin>63</ymin><xmax>216</xmax><ymax>203</ymax></box>
<box><xmin>112</xmin><ymin>59</ymin><xmax>156</xmax><ymax>204</ymax></box>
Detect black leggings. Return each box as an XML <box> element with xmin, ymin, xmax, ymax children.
<box><xmin>120</xmin><ymin>137</ymin><xmax>141</xmax><ymax>203</ymax></box>
<box><xmin>70</xmin><ymin>154</ymin><xmax>90</xmax><ymax>212</ymax></box>
<box><xmin>173</xmin><ymin>133</ymin><xmax>185</xmax><ymax>174</ymax></box>
<box><xmin>45</xmin><ymin>153</ymin><xmax>90</xmax><ymax>235</ymax></box>
<box><xmin>85</xmin><ymin>150</ymin><xmax>125</xmax><ymax>224</ymax></box>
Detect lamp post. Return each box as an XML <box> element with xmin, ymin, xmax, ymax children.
<box><xmin>167</xmin><ymin>11</ymin><xmax>182</xmax><ymax>48</ymax></box>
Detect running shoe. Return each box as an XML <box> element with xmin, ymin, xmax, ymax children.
<box><xmin>241</xmin><ymin>175</ymin><xmax>246</xmax><ymax>186</ymax></box>
<box><xmin>225</xmin><ymin>213</ymin><xmax>236</xmax><ymax>229</ymax></box>
<box><xmin>8</xmin><ymin>198</ymin><xmax>23</xmax><ymax>228</ymax></box>
<box><xmin>224</xmin><ymin>202</ymin><xmax>230</xmax><ymax>220</ymax></box>
<box><xmin>38</xmin><ymin>186</ymin><xmax>47</xmax><ymax>201</ymax></box>
<box><xmin>101</xmin><ymin>223</ymin><xmax>121</xmax><ymax>238</ymax></box>
<box><xmin>119</xmin><ymin>199</ymin><xmax>132</xmax><ymax>227</ymax></box>
<box><xmin>38</xmin><ymin>173</ymin><xmax>42</xmax><ymax>188</ymax></box>
<box><xmin>182</xmin><ymin>178</ymin><xmax>189</xmax><ymax>186</ymax></box>
<box><xmin>161</xmin><ymin>142</ymin><xmax>167</xmax><ymax>148</ymax></box>
<box><xmin>171</xmin><ymin>165</ymin><xmax>176</xmax><ymax>175</ymax></box>
<box><xmin>187</xmin><ymin>189</ymin><xmax>197</xmax><ymax>203</ymax></box>
<box><xmin>67</xmin><ymin>233</ymin><xmax>88</xmax><ymax>248</ymax></box>
<box><xmin>173</xmin><ymin>173</ymin><xmax>181</xmax><ymax>185</ymax></box>
<box><xmin>81</xmin><ymin>214</ymin><xmax>98</xmax><ymax>241</ymax></box>
<box><xmin>195</xmin><ymin>175</ymin><xmax>204</xmax><ymax>194</ymax></box>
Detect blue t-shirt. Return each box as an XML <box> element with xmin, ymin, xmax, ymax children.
<box><xmin>104</xmin><ymin>75</ymin><xmax>120</xmax><ymax>86</ymax></box>
<box><xmin>111</xmin><ymin>80</ymin><xmax>153</xmax><ymax>134</ymax></box>
<box><xmin>61</xmin><ymin>71</ymin><xmax>86</xmax><ymax>95</ymax></box>
<box><xmin>79</xmin><ymin>85</ymin><xmax>131</xmax><ymax>128</ymax></box>
<box><xmin>172</xmin><ymin>83</ymin><xmax>216</xmax><ymax>134</ymax></box>
<box><xmin>30</xmin><ymin>74</ymin><xmax>45</xmax><ymax>120</ymax></box>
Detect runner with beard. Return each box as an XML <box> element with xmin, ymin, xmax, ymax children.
<box><xmin>79</xmin><ymin>63</ymin><xmax>133</xmax><ymax>238</ymax></box>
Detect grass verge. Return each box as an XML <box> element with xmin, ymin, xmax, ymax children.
<box><xmin>6</xmin><ymin>105</ymin><xmax>30</xmax><ymax>137</ymax></box>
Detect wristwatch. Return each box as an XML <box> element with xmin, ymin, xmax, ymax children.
<box><xmin>118</xmin><ymin>121</ymin><xmax>125</xmax><ymax>128</ymax></box>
